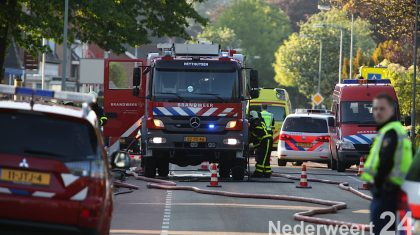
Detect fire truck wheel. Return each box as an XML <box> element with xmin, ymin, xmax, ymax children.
<box><xmin>219</xmin><ymin>163</ymin><xmax>231</xmax><ymax>179</ymax></box>
<box><xmin>277</xmin><ymin>159</ymin><xmax>287</xmax><ymax>166</ymax></box>
<box><xmin>336</xmin><ymin>157</ymin><xmax>346</xmax><ymax>172</ymax></box>
<box><xmin>157</xmin><ymin>158</ymin><xmax>169</xmax><ymax>177</ymax></box>
<box><xmin>144</xmin><ymin>158</ymin><xmax>157</xmax><ymax>178</ymax></box>
<box><xmin>231</xmin><ymin>159</ymin><xmax>245</xmax><ymax>181</ymax></box>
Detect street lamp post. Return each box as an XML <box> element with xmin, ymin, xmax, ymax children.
<box><xmin>61</xmin><ymin>0</ymin><xmax>69</xmax><ymax>91</ymax></box>
<box><xmin>349</xmin><ymin>13</ymin><xmax>354</xmax><ymax>79</ymax></box>
<box><xmin>412</xmin><ymin>0</ymin><xmax>418</xmax><ymax>144</ymax></box>
<box><xmin>314</xmin><ymin>24</ymin><xmax>345</xmax><ymax>84</ymax></box>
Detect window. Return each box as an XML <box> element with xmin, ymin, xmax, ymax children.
<box><xmin>282</xmin><ymin>117</ymin><xmax>328</xmax><ymax>133</ymax></box>
<box><xmin>267</xmin><ymin>106</ymin><xmax>286</xmax><ymax>122</ymax></box>
<box><xmin>108</xmin><ymin>62</ymin><xmax>135</xmax><ymax>89</ymax></box>
<box><xmin>341</xmin><ymin>101</ymin><xmax>375</xmax><ymax>124</ymax></box>
<box><xmin>152</xmin><ymin>68</ymin><xmax>239</xmax><ymax>102</ymax></box>
<box><xmin>0</xmin><ymin>112</ymin><xmax>98</xmax><ymax>161</ymax></box>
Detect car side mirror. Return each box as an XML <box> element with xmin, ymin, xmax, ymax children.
<box><xmin>250</xmin><ymin>90</ymin><xmax>260</xmax><ymax>99</ymax></box>
<box><xmin>110</xmin><ymin>151</ymin><xmax>130</xmax><ymax>169</ymax></box>
<box><xmin>133</xmin><ymin>67</ymin><xmax>141</xmax><ymax>87</ymax></box>
<box><xmin>328</xmin><ymin>117</ymin><xmax>336</xmax><ymax>127</ymax></box>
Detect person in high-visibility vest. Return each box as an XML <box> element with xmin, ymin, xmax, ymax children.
<box><xmin>249</xmin><ymin>111</ymin><xmax>273</xmax><ymax>178</ymax></box>
<box><xmin>260</xmin><ymin>104</ymin><xmax>275</xmax><ymax>135</ymax></box>
<box><xmin>361</xmin><ymin>93</ymin><xmax>413</xmax><ymax>235</ymax></box>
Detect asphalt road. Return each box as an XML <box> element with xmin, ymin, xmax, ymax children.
<box><xmin>111</xmin><ymin>158</ymin><xmax>371</xmax><ymax>235</ymax></box>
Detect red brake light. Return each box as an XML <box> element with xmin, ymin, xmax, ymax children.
<box><xmin>316</xmin><ymin>136</ymin><xmax>330</xmax><ymax>142</ymax></box>
<box><xmin>280</xmin><ymin>134</ymin><xmax>291</xmax><ymax>140</ymax></box>
<box><xmin>398</xmin><ymin>191</ymin><xmax>409</xmax><ymax>211</ymax></box>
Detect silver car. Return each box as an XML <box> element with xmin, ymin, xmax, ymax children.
<box><xmin>401</xmin><ymin>149</ymin><xmax>420</xmax><ymax>234</ymax></box>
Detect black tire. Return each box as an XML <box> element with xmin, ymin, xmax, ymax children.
<box><xmin>157</xmin><ymin>159</ymin><xmax>169</xmax><ymax>177</ymax></box>
<box><xmin>144</xmin><ymin>158</ymin><xmax>157</xmax><ymax>178</ymax></box>
<box><xmin>231</xmin><ymin>159</ymin><xmax>245</xmax><ymax>181</ymax></box>
<box><xmin>278</xmin><ymin>159</ymin><xmax>287</xmax><ymax>166</ymax></box>
<box><xmin>330</xmin><ymin>157</ymin><xmax>337</xmax><ymax>170</ymax></box>
<box><xmin>219</xmin><ymin>163</ymin><xmax>231</xmax><ymax>179</ymax></box>
<box><xmin>336</xmin><ymin>156</ymin><xmax>346</xmax><ymax>172</ymax></box>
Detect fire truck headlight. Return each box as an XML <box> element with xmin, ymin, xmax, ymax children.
<box><xmin>338</xmin><ymin>140</ymin><xmax>355</xmax><ymax>150</ymax></box>
<box><xmin>150</xmin><ymin>137</ymin><xmax>166</xmax><ymax>144</ymax></box>
<box><xmin>225</xmin><ymin>121</ymin><xmax>237</xmax><ymax>129</ymax></box>
<box><xmin>153</xmin><ymin>119</ymin><xmax>165</xmax><ymax>128</ymax></box>
<box><xmin>223</xmin><ymin>138</ymin><xmax>239</xmax><ymax>145</ymax></box>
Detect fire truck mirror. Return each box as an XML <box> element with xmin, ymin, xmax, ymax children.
<box><xmin>250</xmin><ymin>69</ymin><xmax>259</xmax><ymax>89</ymax></box>
<box><xmin>250</xmin><ymin>89</ymin><xmax>260</xmax><ymax>99</ymax></box>
<box><xmin>133</xmin><ymin>67</ymin><xmax>141</xmax><ymax>87</ymax></box>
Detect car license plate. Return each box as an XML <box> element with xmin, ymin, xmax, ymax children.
<box><xmin>184</xmin><ymin>137</ymin><xmax>207</xmax><ymax>142</ymax></box>
<box><xmin>297</xmin><ymin>143</ymin><xmax>312</xmax><ymax>148</ymax></box>
<box><xmin>1</xmin><ymin>169</ymin><xmax>50</xmax><ymax>186</ymax></box>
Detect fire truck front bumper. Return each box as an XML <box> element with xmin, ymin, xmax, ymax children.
<box><xmin>145</xmin><ymin>131</ymin><xmax>245</xmax><ymax>152</ymax></box>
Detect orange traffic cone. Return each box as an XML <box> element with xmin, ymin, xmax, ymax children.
<box><xmin>296</xmin><ymin>164</ymin><xmax>312</xmax><ymax>188</ymax></box>
<box><xmin>207</xmin><ymin>163</ymin><xmax>221</xmax><ymax>188</ymax></box>
<box><xmin>357</xmin><ymin>156</ymin><xmax>364</xmax><ymax>176</ymax></box>
<box><xmin>198</xmin><ymin>161</ymin><xmax>209</xmax><ymax>171</ymax></box>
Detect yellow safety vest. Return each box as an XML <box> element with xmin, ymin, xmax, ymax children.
<box><xmin>361</xmin><ymin>121</ymin><xmax>412</xmax><ymax>186</ymax></box>
<box><xmin>261</xmin><ymin>110</ymin><xmax>274</xmax><ymax>131</ymax></box>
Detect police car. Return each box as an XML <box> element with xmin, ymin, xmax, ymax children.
<box><xmin>277</xmin><ymin>109</ymin><xmax>335</xmax><ymax>167</ymax></box>
<box><xmin>0</xmin><ymin>85</ymin><xmax>113</xmax><ymax>235</ymax></box>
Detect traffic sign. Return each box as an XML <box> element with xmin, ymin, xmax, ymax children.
<box><xmin>312</xmin><ymin>93</ymin><xmax>324</xmax><ymax>106</ymax></box>
<box><xmin>367</xmin><ymin>73</ymin><xmax>382</xmax><ymax>80</ymax></box>
<box><xmin>360</xmin><ymin>67</ymin><xmax>387</xmax><ymax>80</ymax></box>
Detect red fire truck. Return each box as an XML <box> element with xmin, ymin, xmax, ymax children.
<box><xmin>103</xmin><ymin>43</ymin><xmax>259</xmax><ymax>180</ymax></box>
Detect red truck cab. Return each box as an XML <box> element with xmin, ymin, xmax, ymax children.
<box><xmin>330</xmin><ymin>79</ymin><xmax>400</xmax><ymax>172</ymax></box>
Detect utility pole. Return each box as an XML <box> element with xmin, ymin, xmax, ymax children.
<box><xmin>349</xmin><ymin>13</ymin><xmax>354</xmax><ymax>79</ymax></box>
<box><xmin>412</xmin><ymin>0</ymin><xmax>418</xmax><ymax>144</ymax></box>
<box><xmin>61</xmin><ymin>0</ymin><xmax>69</xmax><ymax>91</ymax></box>
<box><xmin>41</xmin><ymin>38</ymin><xmax>46</xmax><ymax>89</ymax></box>
<box><xmin>338</xmin><ymin>29</ymin><xmax>343</xmax><ymax>84</ymax></box>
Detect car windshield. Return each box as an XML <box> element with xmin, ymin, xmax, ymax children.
<box><xmin>250</xmin><ymin>105</ymin><xmax>286</xmax><ymax>122</ymax></box>
<box><xmin>152</xmin><ymin>68</ymin><xmax>239</xmax><ymax>102</ymax></box>
<box><xmin>0</xmin><ymin>112</ymin><xmax>98</xmax><ymax>161</ymax></box>
<box><xmin>341</xmin><ymin>101</ymin><xmax>375</xmax><ymax>124</ymax></box>
<box><xmin>282</xmin><ymin>117</ymin><xmax>328</xmax><ymax>133</ymax></box>
<box><xmin>406</xmin><ymin>151</ymin><xmax>420</xmax><ymax>182</ymax></box>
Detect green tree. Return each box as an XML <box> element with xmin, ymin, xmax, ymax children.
<box><xmin>274</xmin><ymin>9</ymin><xmax>375</xmax><ymax>102</ymax></box>
<box><xmin>198</xmin><ymin>26</ymin><xmax>241</xmax><ymax>49</ymax></box>
<box><xmin>200</xmin><ymin>0</ymin><xmax>291</xmax><ymax>87</ymax></box>
<box><xmin>0</xmin><ymin>0</ymin><xmax>206</xmax><ymax>81</ymax></box>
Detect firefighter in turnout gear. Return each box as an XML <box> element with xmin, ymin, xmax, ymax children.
<box><xmin>89</xmin><ymin>91</ymin><xmax>108</xmax><ymax>126</ymax></box>
<box><xmin>361</xmin><ymin>93</ymin><xmax>413</xmax><ymax>235</ymax></box>
<box><xmin>261</xmin><ymin>104</ymin><xmax>275</xmax><ymax>135</ymax></box>
<box><xmin>249</xmin><ymin>111</ymin><xmax>273</xmax><ymax>178</ymax></box>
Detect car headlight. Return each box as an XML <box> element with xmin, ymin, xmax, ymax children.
<box><xmin>149</xmin><ymin>137</ymin><xmax>166</xmax><ymax>144</ymax></box>
<box><xmin>223</xmin><ymin>138</ymin><xmax>240</xmax><ymax>145</ymax></box>
<box><xmin>225</xmin><ymin>121</ymin><xmax>237</xmax><ymax>129</ymax></box>
<box><xmin>338</xmin><ymin>140</ymin><xmax>355</xmax><ymax>150</ymax></box>
<box><xmin>153</xmin><ymin>119</ymin><xmax>164</xmax><ymax>128</ymax></box>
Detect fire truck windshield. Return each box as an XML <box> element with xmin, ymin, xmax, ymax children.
<box><xmin>341</xmin><ymin>101</ymin><xmax>375</xmax><ymax>124</ymax></box>
<box><xmin>152</xmin><ymin>68</ymin><xmax>240</xmax><ymax>102</ymax></box>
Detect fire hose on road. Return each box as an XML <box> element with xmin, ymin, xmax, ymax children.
<box><xmin>129</xmin><ymin>171</ymin><xmax>373</xmax><ymax>231</ymax></box>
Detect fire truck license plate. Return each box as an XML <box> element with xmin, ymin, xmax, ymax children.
<box><xmin>297</xmin><ymin>143</ymin><xmax>312</xmax><ymax>148</ymax></box>
<box><xmin>1</xmin><ymin>169</ymin><xmax>50</xmax><ymax>185</ymax></box>
<box><xmin>184</xmin><ymin>137</ymin><xmax>207</xmax><ymax>142</ymax></box>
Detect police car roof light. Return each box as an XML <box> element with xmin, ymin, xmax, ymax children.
<box><xmin>295</xmin><ymin>109</ymin><xmax>330</xmax><ymax>114</ymax></box>
<box><xmin>342</xmin><ymin>79</ymin><xmax>391</xmax><ymax>85</ymax></box>
<box><xmin>0</xmin><ymin>84</ymin><xmax>94</xmax><ymax>103</ymax></box>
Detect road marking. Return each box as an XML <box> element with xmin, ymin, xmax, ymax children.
<box><xmin>128</xmin><ymin>202</ymin><xmax>322</xmax><ymax>211</ymax></box>
<box><xmin>111</xmin><ymin>230</ymin><xmax>276</xmax><ymax>235</ymax></box>
<box><xmin>352</xmin><ymin>209</ymin><xmax>369</xmax><ymax>214</ymax></box>
<box><xmin>161</xmin><ymin>190</ymin><xmax>172</xmax><ymax>235</ymax></box>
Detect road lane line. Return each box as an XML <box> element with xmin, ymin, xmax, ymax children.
<box><xmin>161</xmin><ymin>190</ymin><xmax>172</xmax><ymax>235</ymax></box>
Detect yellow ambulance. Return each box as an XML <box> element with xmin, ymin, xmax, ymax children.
<box><xmin>249</xmin><ymin>88</ymin><xmax>292</xmax><ymax>150</ymax></box>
